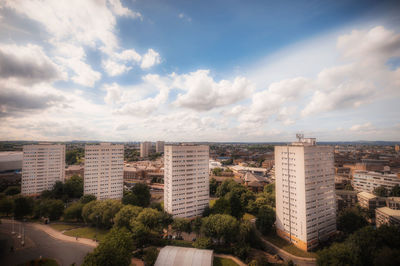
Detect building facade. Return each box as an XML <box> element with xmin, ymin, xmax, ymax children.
<box><xmin>156</xmin><ymin>141</ymin><xmax>165</xmax><ymax>153</ymax></box>
<box><xmin>164</xmin><ymin>144</ymin><xmax>209</xmax><ymax>218</ymax></box>
<box><xmin>140</xmin><ymin>141</ymin><xmax>152</xmax><ymax>157</ymax></box>
<box><xmin>375</xmin><ymin>207</ymin><xmax>400</xmax><ymax>227</ymax></box>
<box><xmin>352</xmin><ymin>170</ymin><xmax>400</xmax><ymax>193</ymax></box>
<box><xmin>275</xmin><ymin>137</ymin><xmax>336</xmax><ymax>251</ymax></box>
<box><xmin>22</xmin><ymin>145</ymin><xmax>65</xmax><ymax>196</ymax></box>
<box><xmin>84</xmin><ymin>143</ymin><xmax>124</xmax><ymax>199</ymax></box>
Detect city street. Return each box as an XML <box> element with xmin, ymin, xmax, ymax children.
<box><xmin>0</xmin><ymin>220</ymin><xmax>94</xmax><ymax>266</ymax></box>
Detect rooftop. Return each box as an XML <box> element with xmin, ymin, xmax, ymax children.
<box><xmin>376</xmin><ymin>207</ymin><xmax>400</xmax><ymax>219</ymax></box>
<box><xmin>155</xmin><ymin>246</ymin><xmax>213</xmax><ymax>266</ymax></box>
<box><xmin>358</xmin><ymin>191</ymin><xmax>377</xmax><ymax>200</ymax></box>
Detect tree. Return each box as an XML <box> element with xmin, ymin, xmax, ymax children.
<box><xmin>122</xmin><ymin>192</ymin><xmax>138</xmax><ymax>205</ymax></box>
<box><xmin>390</xmin><ymin>184</ymin><xmax>400</xmax><ymax>196</ymax></box>
<box><xmin>130</xmin><ymin>220</ymin><xmax>151</xmax><ymax>249</ymax></box>
<box><xmin>172</xmin><ymin>217</ymin><xmax>190</xmax><ymax>238</ymax></box>
<box><xmin>83</xmin><ymin>227</ymin><xmax>133</xmax><ymax>266</ymax></box>
<box><xmin>193</xmin><ymin>237</ymin><xmax>212</xmax><ymax>249</ymax></box>
<box><xmin>131</xmin><ymin>183</ymin><xmax>151</xmax><ymax>207</ymax></box>
<box><xmin>64</xmin><ymin>175</ymin><xmax>83</xmax><ymax>198</ymax></box>
<box><xmin>4</xmin><ymin>186</ymin><xmax>20</xmax><ymax>196</ymax></box>
<box><xmin>212</xmin><ymin>168</ymin><xmax>223</xmax><ymax>176</ymax></box>
<box><xmin>256</xmin><ymin>206</ymin><xmax>275</xmax><ymax>235</ymax></box>
<box><xmin>13</xmin><ymin>196</ymin><xmax>33</xmax><ymax>218</ymax></box>
<box><xmin>82</xmin><ymin>200</ymin><xmax>123</xmax><ymax>228</ymax></box>
<box><xmin>34</xmin><ymin>199</ymin><xmax>65</xmax><ymax>220</ymax></box>
<box><xmin>374</xmin><ymin>185</ymin><xmax>388</xmax><ymax>197</ymax></box>
<box><xmin>192</xmin><ymin>217</ymin><xmax>203</xmax><ymax>237</ymax></box>
<box><xmin>337</xmin><ymin>207</ymin><xmax>368</xmax><ymax>235</ymax></box>
<box><xmin>64</xmin><ymin>202</ymin><xmax>84</xmax><ymax>221</ymax></box>
<box><xmin>0</xmin><ymin>197</ymin><xmax>14</xmax><ymax>216</ymax></box>
<box><xmin>209</xmin><ymin>178</ymin><xmax>218</xmax><ymax>196</ymax></box>
<box><xmin>136</xmin><ymin>208</ymin><xmax>162</xmax><ymax>231</ymax></box>
<box><xmin>143</xmin><ymin>247</ymin><xmax>159</xmax><ymax>266</ymax></box>
<box><xmin>80</xmin><ymin>194</ymin><xmax>96</xmax><ymax>204</ymax></box>
<box><xmin>201</xmin><ymin>214</ymin><xmax>238</xmax><ymax>244</ymax></box>
<box><xmin>114</xmin><ymin>205</ymin><xmax>143</xmax><ymax>229</ymax></box>
<box><xmin>212</xmin><ymin>198</ymin><xmax>231</xmax><ymax>215</ymax></box>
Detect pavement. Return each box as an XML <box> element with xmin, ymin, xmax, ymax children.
<box><xmin>214</xmin><ymin>254</ymin><xmax>247</xmax><ymax>266</ymax></box>
<box><xmin>0</xmin><ymin>219</ymin><xmax>95</xmax><ymax>266</ymax></box>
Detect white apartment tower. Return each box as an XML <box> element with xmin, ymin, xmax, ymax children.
<box><xmin>22</xmin><ymin>144</ymin><xmax>65</xmax><ymax>196</ymax></box>
<box><xmin>164</xmin><ymin>144</ymin><xmax>209</xmax><ymax>218</ymax></box>
<box><xmin>140</xmin><ymin>141</ymin><xmax>152</xmax><ymax>157</ymax></box>
<box><xmin>84</xmin><ymin>143</ymin><xmax>124</xmax><ymax>199</ymax></box>
<box><xmin>156</xmin><ymin>141</ymin><xmax>165</xmax><ymax>153</ymax></box>
<box><xmin>275</xmin><ymin>135</ymin><xmax>336</xmax><ymax>251</ymax></box>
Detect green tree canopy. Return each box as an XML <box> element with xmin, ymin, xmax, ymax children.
<box><xmin>64</xmin><ymin>202</ymin><xmax>84</xmax><ymax>221</ymax></box>
<box><xmin>13</xmin><ymin>196</ymin><xmax>33</xmax><ymax>218</ymax></box>
<box><xmin>374</xmin><ymin>185</ymin><xmax>388</xmax><ymax>197</ymax></box>
<box><xmin>64</xmin><ymin>175</ymin><xmax>83</xmax><ymax>198</ymax></box>
<box><xmin>83</xmin><ymin>227</ymin><xmax>133</xmax><ymax>266</ymax></box>
<box><xmin>80</xmin><ymin>194</ymin><xmax>96</xmax><ymax>204</ymax></box>
<box><xmin>114</xmin><ymin>205</ymin><xmax>143</xmax><ymax>229</ymax></box>
<box><xmin>82</xmin><ymin>200</ymin><xmax>123</xmax><ymax>228</ymax></box>
<box><xmin>255</xmin><ymin>205</ymin><xmax>275</xmax><ymax>235</ymax></box>
<box><xmin>201</xmin><ymin>214</ymin><xmax>239</xmax><ymax>244</ymax></box>
<box><xmin>131</xmin><ymin>183</ymin><xmax>151</xmax><ymax>207</ymax></box>
<box><xmin>4</xmin><ymin>186</ymin><xmax>20</xmax><ymax>196</ymax></box>
<box><xmin>337</xmin><ymin>207</ymin><xmax>368</xmax><ymax>235</ymax></box>
<box><xmin>34</xmin><ymin>199</ymin><xmax>65</xmax><ymax>220</ymax></box>
<box><xmin>390</xmin><ymin>184</ymin><xmax>400</xmax><ymax>196</ymax></box>
<box><xmin>0</xmin><ymin>197</ymin><xmax>14</xmax><ymax>216</ymax></box>
<box><xmin>172</xmin><ymin>217</ymin><xmax>191</xmax><ymax>238</ymax></box>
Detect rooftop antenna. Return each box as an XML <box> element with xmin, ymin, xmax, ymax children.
<box><xmin>296</xmin><ymin>133</ymin><xmax>304</xmax><ymax>142</ymax></box>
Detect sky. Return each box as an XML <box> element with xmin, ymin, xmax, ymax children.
<box><xmin>0</xmin><ymin>0</ymin><xmax>400</xmax><ymax>142</ymax></box>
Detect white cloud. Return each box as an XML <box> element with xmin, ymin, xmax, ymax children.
<box><xmin>0</xmin><ymin>43</ymin><xmax>65</xmax><ymax>84</ymax></box>
<box><xmin>108</xmin><ymin>0</ymin><xmax>142</xmax><ymax>19</ymax></box>
<box><xmin>102</xmin><ymin>59</ymin><xmax>132</xmax><ymax>76</ymax></box>
<box><xmin>350</xmin><ymin>122</ymin><xmax>374</xmax><ymax>132</ymax></box>
<box><xmin>173</xmin><ymin>69</ymin><xmax>254</xmax><ymax>111</ymax></box>
<box><xmin>103</xmin><ymin>83</ymin><xmax>123</xmax><ymax>105</ymax></box>
<box><xmin>140</xmin><ymin>49</ymin><xmax>161</xmax><ymax>69</ymax></box>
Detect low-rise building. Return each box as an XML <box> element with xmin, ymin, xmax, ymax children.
<box><xmin>352</xmin><ymin>170</ymin><xmax>400</xmax><ymax>193</ymax></box>
<box><xmin>375</xmin><ymin>207</ymin><xmax>400</xmax><ymax>227</ymax></box>
<box><xmin>155</xmin><ymin>246</ymin><xmax>213</xmax><ymax>266</ymax></box>
<box><xmin>357</xmin><ymin>191</ymin><xmax>386</xmax><ymax>214</ymax></box>
<box><xmin>65</xmin><ymin>165</ymin><xmax>84</xmax><ymax>179</ymax></box>
<box><xmin>386</xmin><ymin>197</ymin><xmax>400</xmax><ymax>210</ymax></box>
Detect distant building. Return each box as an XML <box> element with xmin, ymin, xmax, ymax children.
<box><xmin>275</xmin><ymin>136</ymin><xmax>336</xmax><ymax>251</ymax></box>
<box><xmin>155</xmin><ymin>246</ymin><xmax>213</xmax><ymax>266</ymax></box>
<box><xmin>22</xmin><ymin>145</ymin><xmax>65</xmax><ymax>196</ymax></box>
<box><xmin>164</xmin><ymin>144</ymin><xmax>209</xmax><ymax>218</ymax></box>
<box><xmin>357</xmin><ymin>191</ymin><xmax>386</xmax><ymax>215</ymax></box>
<box><xmin>375</xmin><ymin>207</ymin><xmax>400</xmax><ymax>227</ymax></box>
<box><xmin>156</xmin><ymin>141</ymin><xmax>165</xmax><ymax>153</ymax></box>
<box><xmin>395</xmin><ymin>144</ymin><xmax>400</xmax><ymax>153</ymax></box>
<box><xmin>243</xmin><ymin>171</ymin><xmax>268</xmax><ymax>192</ymax></box>
<box><xmin>335</xmin><ymin>190</ymin><xmax>358</xmax><ymax>212</ymax></box>
<box><xmin>352</xmin><ymin>170</ymin><xmax>400</xmax><ymax>193</ymax></box>
<box><xmin>0</xmin><ymin>151</ymin><xmax>22</xmax><ymax>172</ymax></box>
<box><xmin>84</xmin><ymin>143</ymin><xmax>124</xmax><ymax>199</ymax></box>
<box><xmin>65</xmin><ymin>165</ymin><xmax>84</xmax><ymax>179</ymax></box>
<box><xmin>140</xmin><ymin>141</ymin><xmax>152</xmax><ymax>157</ymax></box>
<box><xmin>229</xmin><ymin>165</ymin><xmax>267</xmax><ymax>176</ymax></box>
<box><xmin>386</xmin><ymin>197</ymin><xmax>400</xmax><ymax>210</ymax></box>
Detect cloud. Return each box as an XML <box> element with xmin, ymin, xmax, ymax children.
<box><xmin>108</xmin><ymin>0</ymin><xmax>142</xmax><ymax>19</ymax></box>
<box><xmin>173</xmin><ymin>69</ymin><xmax>254</xmax><ymax>111</ymax></box>
<box><xmin>0</xmin><ymin>43</ymin><xmax>63</xmax><ymax>84</ymax></box>
<box><xmin>103</xmin><ymin>83</ymin><xmax>123</xmax><ymax>105</ymax></box>
<box><xmin>0</xmin><ymin>81</ymin><xmax>65</xmax><ymax>117</ymax></box>
<box><xmin>140</xmin><ymin>49</ymin><xmax>161</xmax><ymax>69</ymax></box>
<box><xmin>178</xmin><ymin>13</ymin><xmax>192</xmax><ymax>22</ymax></box>
<box><xmin>102</xmin><ymin>59</ymin><xmax>132</xmax><ymax>76</ymax></box>
<box><xmin>102</xmin><ymin>48</ymin><xmax>142</xmax><ymax>76</ymax></box>
<box><xmin>350</xmin><ymin>122</ymin><xmax>374</xmax><ymax>132</ymax></box>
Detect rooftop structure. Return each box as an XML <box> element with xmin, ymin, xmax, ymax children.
<box><xmin>376</xmin><ymin>207</ymin><xmax>400</xmax><ymax>227</ymax></box>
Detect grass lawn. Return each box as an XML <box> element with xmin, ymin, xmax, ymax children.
<box><xmin>264</xmin><ymin>232</ymin><xmax>317</xmax><ymax>258</ymax></box>
<box><xmin>243</xmin><ymin>213</ymin><xmax>256</xmax><ymax>220</ymax></box>
<box><xmin>213</xmin><ymin>257</ymin><xmax>239</xmax><ymax>266</ymax></box>
<box><xmin>64</xmin><ymin>227</ymin><xmax>109</xmax><ymax>242</ymax></box>
<box><xmin>18</xmin><ymin>258</ymin><xmax>59</xmax><ymax>266</ymax></box>
<box><xmin>49</xmin><ymin>224</ymin><xmax>80</xmax><ymax>231</ymax></box>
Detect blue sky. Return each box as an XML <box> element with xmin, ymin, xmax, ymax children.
<box><xmin>0</xmin><ymin>0</ymin><xmax>399</xmax><ymax>142</ymax></box>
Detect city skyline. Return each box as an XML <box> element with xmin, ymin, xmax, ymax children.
<box><xmin>1</xmin><ymin>0</ymin><xmax>400</xmax><ymax>142</ymax></box>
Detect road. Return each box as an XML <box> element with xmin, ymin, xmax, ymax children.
<box><xmin>0</xmin><ymin>220</ymin><xmax>94</xmax><ymax>266</ymax></box>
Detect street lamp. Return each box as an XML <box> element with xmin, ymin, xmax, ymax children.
<box><xmin>11</xmin><ymin>217</ymin><xmax>15</xmax><ymax>235</ymax></box>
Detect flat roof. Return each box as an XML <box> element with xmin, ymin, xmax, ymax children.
<box><xmin>357</xmin><ymin>191</ymin><xmax>377</xmax><ymax>200</ymax></box>
<box><xmin>376</xmin><ymin>207</ymin><xmax>400</xmax><ymax>219</ymax></box>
